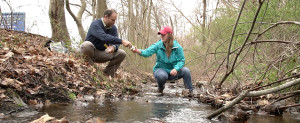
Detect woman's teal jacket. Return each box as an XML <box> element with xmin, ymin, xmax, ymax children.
<box><xmin>140</xmin><ymin>40</ymin><xmax>185</xmax><ymax>74</ymax></box>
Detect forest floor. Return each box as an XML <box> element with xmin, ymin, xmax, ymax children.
<box><xmin>0</xmin><ymin>28</ymin><xmax>299</xmax><ymax>122</ymax></box>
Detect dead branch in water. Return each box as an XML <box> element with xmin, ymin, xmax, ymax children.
<box><xmin>270</xmin><ymin>90</ymin><xmax>300</xmax><ymax>105</ymax></box>
<box><xmin>207</xmin><ymin>78</ymin><xmax>300</xmax><ymax>119</ymax></box>
<box><xmin>207</xmin><ymin>90</ymin><xmax>249</xmax><ymax>119</ymax></box>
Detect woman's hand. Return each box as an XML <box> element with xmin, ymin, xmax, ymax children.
<box><xmin>131</xmin><ymin>46</ymin><xmax>141</xmax><ymax>54</ymax></box>
<box><xmin>170</xmin><ymin>69</ymin><xmax>177</xmax><ymax>76</ymax></box>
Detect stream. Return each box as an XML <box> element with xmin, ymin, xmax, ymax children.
<box><xmin>1</xmin><ymin>82</ymin><xmax>300</xmax><ymax>122</ymax></box>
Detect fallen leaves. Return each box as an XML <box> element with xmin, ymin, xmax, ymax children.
<box><xmin>0</xmin><ymin>28</ymin><xmax>149</xmax><ymax>105</ymax></box>
<box><xmin>0</xmin><ymin>78</ymin><xmax>23</xmax><ymax>91</ymax></box>
<box><xmin>0</xmin><ymin>50</ymin><xmax>14</xmax><ymax>63</ymax></box>
<box><xmin>30</xmin><ymin>114</ymin><xmax>55</xmax><ymax>123</ymax></box>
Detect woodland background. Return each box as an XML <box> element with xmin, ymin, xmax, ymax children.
<box><xmin>1</xmin><ymin>0</ymin><xmax>300</xmax><ymax>121</ymax></box>
<box><xmin>1</xmin><ymin>0</ymin><xmax>299</xmax><ymax>92</ymax></box>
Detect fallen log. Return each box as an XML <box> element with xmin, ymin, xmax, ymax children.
<box><xmin>217</xmin><ymin>108</ymin><xmax>249</xmax><ymax>123</ymax></box>
<box><xmin>247</xmin><ymin>78</ymin><xmax>300</xmax><ymax>97</ymax></box>
<box><xmin>207</xmin><ymin>90</ymin><xmax>249</xmax><ymax>119</ymax></box>
<box><xmin>251</xmin><ymin>73</ymin><xmax>300</xmax><ymax>91</ymax></box>
<box><xmin>261</xmin><ymin>103</ymin><xmax>300</xmax><ymax>115</ymax></box>
<box><xmin>270</xmin><ymin>91</ymin><xmax>300</xmax><ymax>105</ymax></box>
<box><xmin>207</xmin><ymin>78</ymin><xmax>300</xmax><ymax>119</ymax></box>
<box><xmin>279</xmin><ymin>103</ymin><xmax>300</xmax><ymax>111</ymax></box>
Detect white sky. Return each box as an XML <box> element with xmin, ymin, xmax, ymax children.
<box><xmin>0</xmin><ymin>0</ymin><xmax>215</xmax><ymax>43</ymax></box>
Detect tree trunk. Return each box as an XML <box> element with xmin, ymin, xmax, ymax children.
<box><xmin>146</xmin><ymin>0</ymin><xmax>153</xmax><ymax>47</ymax></box>
<box><xmin>66</xmin><ymin>0</ymin><xmax>86</xmax><ymax>41</ymax></box>
<box><xmin>49</xmin><ymin>0</ymin><xmax>70</xmax><ymax>44</ymax></box>
<box><xmin>202</xmin><ymin>0</ymin><xmax>206</xmax><ymax>44</ymax></box>
<box><xmin>207</xmin><ymin>90</ymin><xmax>249</xmax><ymax>119</ymax></box>
<box><xmin>0</xmin><ymin>7</ymin><xmax>2</xmax><ymax>25</ymax></box>
<box><xmin>96</xmin><ymin>0</ymin><xmax>107</xmax><ymax>19</ymax></box>
<box><xmin>128</xmin><ymin>0</ymin><xmax>135</xmax><ymax>44</ymax></box>
<box><xmin>153</xmin><ymin>5</ymin><xmax>161</xmax><ymax>30</ymax></box>
<box><xmin>92</xmin><ymin>0</ymin><xmax>96</xmax><ymax>20</ymax></box>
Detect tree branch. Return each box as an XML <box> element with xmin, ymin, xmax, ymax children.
<box><xmin>270</xmin><ymin>90</ymin><xmax>300</xmax><ymax>105</ymax></box>
<box><xmin>218</xmin><ymin>1</ymin><xmax>263</xmax><ymax>89</ymax></box>
<box><xmin>258</xmin><ymin>21</ymin><xmax>300</xmax><ymax>38</ymax></box>
<box><xmin>207</xmin><ymin>90</ymin><xmax>249</xmax><ymax>119</ymax></box>
<box><xmin>207</xmin><ymin>77</ymin><xmax>300</xmax><ymax>119</ymax></box>
<box><xmin>279</xmin><ymin>103</ymin><xmax>300</xmax><ymax>110</ymax></box>
<box><xmin>251</xmin><ymin>73</ymin><xmax>300</xmax><ymax>91</ymax></box>
<box><xmin>248</xmin><ymin>78</ymin><xmax>300</xmax><ymax>97</ymax></box>
<box><xmin>65</xmin><ymin>0</ymin><xmax>86</xmax><ymax>41</ymax></box>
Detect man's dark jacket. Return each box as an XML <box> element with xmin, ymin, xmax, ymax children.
<box><xmin>85</xmin><ymin>19</ymin><xmax>122</xmax><ymax>52</ymax></box>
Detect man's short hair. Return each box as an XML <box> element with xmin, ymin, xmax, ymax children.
<box><xmin>104</xmin><ymin>9</ymin><xmax>117</xmax><ymax>17</ymax></box>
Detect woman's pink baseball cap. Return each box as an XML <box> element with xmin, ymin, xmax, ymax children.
<box><xmin>158</xmin><ymin>26</ymin><xmax>173</xmax><ymax>35</ymax></box>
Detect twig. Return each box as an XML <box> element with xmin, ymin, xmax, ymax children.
<box><xmin>258</xmin><ymin>21</ymin><xmax>300</xmax><ymax>38</ymax></box>
<box><xmin>208</xmin><ymin>57</ymin><xmax>226</xmax><ymax>84</ymax></box>
<box><xmin>270</xmin><ymin>91</ymin><xmax>300</xmax><ymax>105</ymax></box>
<box><xmin>250</xmin><ymin>73</ymin><xmax>300</xmax><ymax>91</ymax></box>
<box><xmin>279</xmin><ymin>103</ymin><xmax>300</xmax><ymax>110</ymax></box>
<box><xmin>280</xmin><ymin>90</ymin><xmax>300</xmax><ymax>95</ymax></box>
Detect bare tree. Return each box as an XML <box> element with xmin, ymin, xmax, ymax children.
<box><xmin>91</xmin><ymin>0</ymin><xmax>96</xmax><ymax>20</ymax></box>
<box><xmin>128</xmin><ymin>0</ymin><xmax>135</xmax><ymax>44</ymax></box>
<box><xmin>146</xmin><ymin>0</ymin><xmax>153</xmax><ymax>46</ymax></box>
<box><xmin>152</xmin><ymin>2</ymin><xmax>161</xmax><ymax>30</ymax></box>
<box><xmin>64</xmin><ymin>0</ymin><xmax>107</xmax><ymax>42</ymax></box>
<box><xmin>0</xmin><ymin>6</ymin><xmax>3</xmax><ymax>26</ymax></box>
<box><xmin>1</xmin><ymin>0</ymin><xmax>14</xmax><ymax>29</ymax></box>
<box><xmin>49</xmin><ymin>0</ymin><xmax>71</xmax><ymax>43</ymax></box>
<box><xmin>96</xmin><ymin>0</ymin><xmax>107</xmax><ymax>19</ymax></box>
<box><xmin>220</xmin><ymin>0</ymin><xmax>237</xmax><ymax>9</ymax></box>
<box><xmin>66</xmin><ymin>0</ymin><xmax>86</xmax><ymax>41</ymax></box>
<box><xmin>217</xmin><ymin>0</ymin><xmax>248</xmax><ymax>89</ymax></box>
<box><xmin>202</xmin><ymin>0</ymin><xmax>207</xmax><ymax>43</ymax></box>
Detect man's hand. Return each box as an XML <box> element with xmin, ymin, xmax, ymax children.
<box><xmin>105</xmin><ymin>46</ymin><xmax>115</xmax><ymax>53</ymax></box>
<box><xmin>170</xmin><ymin>69</ymin><xmax>177</xmax><ymax>76</ymax></box>
<box><xmin>122</xmin><ymin>40</ymin><xmax>132</xmax><ymax>47</ymax></box>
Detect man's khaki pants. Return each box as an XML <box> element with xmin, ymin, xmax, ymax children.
<box><xmin>80</xmin><ymin>41</ymin><xmax>126</xmax><ymax>77</ymax></box>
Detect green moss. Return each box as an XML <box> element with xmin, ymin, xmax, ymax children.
<box><xmin>68</xmin><ymin>91</ymin><xmax>76</xmax><ymax>100</ymax></box>
<box><xmin>6</xmin><ymin>88</ymin><xmax>26</xmax><ymax>107</ymax></box>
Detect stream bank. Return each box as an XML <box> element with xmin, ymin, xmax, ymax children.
<box><xmin>1</xmin><ymin>28</ymin><xmax>300</xmax><ymax>122</ymax></box>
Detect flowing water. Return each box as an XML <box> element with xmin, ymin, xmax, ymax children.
<box><xmin>40</xmin><ymin>96</ymin><xmax>217</xmax><ymax>122</ymax></box>
<box><xmin>1</xmin><ymin>83</ymin><xmax>300</xmax><ymax>122</ymax></box>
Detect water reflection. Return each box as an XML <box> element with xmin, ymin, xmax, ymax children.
<box><xmin>39</xmin><ymin>101</ymin><xmax>120</xmax><ymax>121</ymax></box>
<box><xmin>36</xmin><ymin>95</ymin><xmax>215</xmax><ymax>122</ymax></box>
<box><xmin>1</xmin><ymin>95</ymin><xmax>299</xmax><ymax>122</ymax></box>
<box><xmin>152</xmin><ymin>103</ymin><xmax>177</xmax><ymax>119</ymax></box>
<box><xmin>248</xmin><ymin>113</ymin><xmax>300</xmax><ymax>123</ymax></box>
